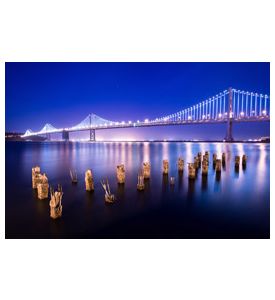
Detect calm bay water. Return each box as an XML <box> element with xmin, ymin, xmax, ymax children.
<box><xmin>5</xmin><ymin>141</ymin><xmax>270</xmax><ymax>238</ymax></box>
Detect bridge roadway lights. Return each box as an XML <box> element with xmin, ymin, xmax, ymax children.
<box><xmin>62</xmin><ymin>130</ymin><xmax>69</xmax><ymax>141</ymax></box>
<box><xmin>90</xmin><ymin>129</ymin><xmax>96</xmax><ymax>142</ymax></box>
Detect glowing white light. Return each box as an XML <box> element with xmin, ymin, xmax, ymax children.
<box><xmin>188</xmin><ymin>116</ymin><xmax>192</xmax><ymax>120</ymax></box>
<box><xmin>218</xmin><ymin>113</ymin><xmax>222</xmax><ymax>118</ymax></box>
<box><xmin>144</xmin><ymin>119</ymin><xmax>149</xmax><ymax>123</ymax></box>
<box><xmin>128</xmin><ymin>121</ymin><xmax>132</xmax><ymax>124</ymax></box>
<box><xmin>202</xmin><ymin>115</ymin><xmax>205</xmax><ymax>119</ymax></box>
<box><xmin>262</xmin><ymin>110</ymin><xmax>267</xmax><ymax>115</ymax></box>
<box><xmin>137</xmin><ymin>120</ymin><xmax>140</xmax><ymax>123</ymax></box>
<box><xmin>121</xmin><ymin>121</ymin><xmax>125</xmax><ymax>125</ymax></box>
<box><xmin>240</xmin><ymin>111</ymin><xmax>244</xmax><ymax>116</ymax></box>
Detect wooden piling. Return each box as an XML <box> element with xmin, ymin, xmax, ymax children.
<box><xmin>163</xmin><ymin>160</ymin><xmax>169</xmax><ymax>174</ymax></box>
<box><xmin>117</xmin><ymin>164</ymin><xmax>125</xmax><ymax>184</ymax></box>
<box><xmin>85</xmin><ymin>169</ymin><xmax>94</xmax><ymax>191</ymax></box>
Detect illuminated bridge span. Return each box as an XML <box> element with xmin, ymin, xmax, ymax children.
<box><xmin>22</xmin><ymin>88</ymin><xmax>270</xmax><ymax>141</ymax></box>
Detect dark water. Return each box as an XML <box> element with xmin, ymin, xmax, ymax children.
<box><xmin>5</xmin><ymin>141</ymin><xmax>270</xmax><ymax>239</ymax></box>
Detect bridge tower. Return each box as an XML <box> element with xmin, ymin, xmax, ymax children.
<box><xmin>62</xmin><ymin>130</ymin><xmax>69</xmax><ymax>141</ymax></box>
<box><xmin>225</xmin><ymin>87</ymin><xmax>234</xmax><ymax>142</ymax></box>
<box><xmin>89</xmin><ymin>114</ymin><xmax>96</xmax><ymax>141</ymax></box>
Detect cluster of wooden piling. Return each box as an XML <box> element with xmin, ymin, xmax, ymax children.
<box><xmin>32</xmin><ymin>166</ymin><xmax>63</xmax><ymax>219</ymax></box>
<box><xmin>32</xmin><ymin>166</ymin><xmax>49</xmax><ymax>200</ymax></box>
<box><xmin>235</xmin><ymin>154</ymin><xmax>247</xmax><ymax>169</ymax></box>
<box><xmin>32</xmin><ymin>153</ymin><xmax>248</xmax><ymax>217</ymax></box>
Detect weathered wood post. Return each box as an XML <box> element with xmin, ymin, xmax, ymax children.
<box><xmin>85</xmin><ymin>169</ymin><xmax>94</xmax><ymax>191</ymax></box>
<box><xmin>70</xmin><ymin>170</ymin><xmax>78</xmax><ymax>183</ymax></box>
<box><xmin>177</xmin><ymin>157</ymin><xmax>184</xmax><ymax>172</ymax></box>
<box><xmin>235</xmin><ymin>156</ymin><xmax>240</xmax><ymax>168</ymax></box>
<box><xmin>49</xmin><ymin>185</ymin><xmax>63</xmax><ymax>219</ymax></box>
<box><xmin>213</xmin><ymin>153</ymin><xmax>217</xmax><ymax>165</ymax></box>
<box><xmin>202</xmin><ymin>159</ymin><xmax>208</xmax><ymax>176</ymax></box>
<box><xmin>32</xmin><ymin>166</ymin><xmax>41</xmax><ymax>189</ymax></box>
<box><xmin>117</xmin><ymin>164</ymin><xmax>125</xmax><ymax>184</ymax></box>
<box><xmin>143</xmin><ymin>162</ymin><xmax>151</xmax><ymax>179</ymax></box>
<box><xmin>37</xmin><ymin>173</ymin><xmax>49</xmax><ymax>200</ymax></box>
<box><xmin>194</xmin><ymin>156</ymin><xmax>199</xmax><ymax>170</ymax></box>
<box><xmin>202</xmin><ymin>155</ymin><xmax>209</xmax><ymax>166</ymax></box>
<box><xmin>197</xmin><ymin>152</ymin><xmax>202</xmax><ymax>160</ymax></box>
<box><xmin>188</xmin><ymin>163</ymin><xmax>196</xmax><ymax>179</ymax></box>
<box><xmin>137</xmin><ymin>172</ymin><xmax>145</xmax><ymax>191</ymax></box>
<box><xmin>101</xmin><ymin>179</ymin><xmax>115</xmax><ymax>203</ymax></box>
<box><xmin>197</xmin><ymin>153</ymin><xmax>201</xmax><ymax>167</ymax></box>
<box><xmin>222</xmin><ymin>152</ymin><xmax>226</xmax><ymax>165</ymax></box>
<box><xmin>163</xmin><ymin>160</ymin><xmax>169</xmax><ymax>174</ymax></box>
<box><xmin>242</xmin><ymin>154</ymin><xmax>247</xmax><ymax>166</ymax></box>
<box><xmin>215</xmin><ymin>159</ymin><xmax>222</xmax><ymax>173</ymax></box>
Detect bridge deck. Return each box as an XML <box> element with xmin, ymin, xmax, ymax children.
<box><xmin>22</xmin><ymin>116</ymin><xmax>269</xmax><ymax>137</ymax></box>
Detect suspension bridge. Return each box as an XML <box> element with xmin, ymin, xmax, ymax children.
<box><xmin>21</xmin><ymin>88</ymin><xmax>270</xmax><ymax>141</ymax></box>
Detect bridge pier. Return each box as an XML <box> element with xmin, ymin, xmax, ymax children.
<box><xmin>46</xmin><ymin>133</ymin><xmax>51</xmax><ymax>141</ymax></box>
<box><xmin>90</xmin><ymin>129</ymin><xmax>96</xmax><ymax>141</ymax></box>
<box><xmin>62</xmin><ymin>130</ymin><xmax>69</xmax><ymax>141</ymax></box>
<box><xmin>225</xmin><ymin>87</ymin><xmax>234</xmax><ymax>142</ymax></box>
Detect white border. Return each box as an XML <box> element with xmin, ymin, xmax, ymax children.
<box><xmin>0</xmin><ymin>1</ymin><xmax>274</xmax><ymax>300</ymax></box>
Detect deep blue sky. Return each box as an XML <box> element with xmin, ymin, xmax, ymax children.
<box><xmin>5</xmin><ymin>62</ymin><xmax>270</xmax><ymax>140</ymax></box>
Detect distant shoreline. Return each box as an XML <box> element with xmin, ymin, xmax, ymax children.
<box><xmin>5</xmin><ymin>139</ymin><xmax>270</xmax><ymax>144</ymax></box>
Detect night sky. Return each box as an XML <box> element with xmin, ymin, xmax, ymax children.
<box><xmin>5</xmin><ymin>62</ymin><xmax>270</xmax><ymax>140</ymax></box>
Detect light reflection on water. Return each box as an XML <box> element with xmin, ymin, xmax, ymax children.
<box><xmin>6</xmin><ymin>141</ymin><xmax>270</xmax><ymax>238</ymax></box>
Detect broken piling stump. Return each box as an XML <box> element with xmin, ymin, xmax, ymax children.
<box><xmin>137</xmin><ymin>173</ymin><xmax>145</xmax><ymax>191</ymax></box>
<box><xmin>101</xmin><ymin>178</ymin><xmax>115</xmax><ymax>203</ymax></box>
<box><xmin>49</xmin><ymin>185</ymin><xmax>63</xmax><ymax>219</ymax></box>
